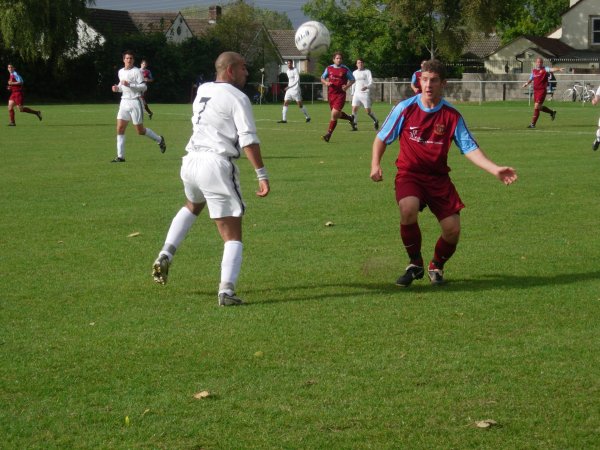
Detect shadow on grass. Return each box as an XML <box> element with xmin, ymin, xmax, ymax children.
<box><xmin>190</xmin><ymin>270</ymin><xmax>600</xmax><ymax>305</ymax></box>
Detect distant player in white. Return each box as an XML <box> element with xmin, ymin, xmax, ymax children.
<box><xmin>351</xmin><ymin>58</ymin><xmax>379</xmax><ymax>130</ymax></box>
<box><xmin>592</xmin><ymin>86</ymin><xmax>600</xmax><ymax>150</ymax></box>
<box><xmin>152</xmin><ymin>51</ymin><xmax>270</xmax><ymax>307</ymax></box>
<box><xmin>278</xmin><ymin>60</ymin><xmax>310</xmax><ymax>123</ymax></box>
<box><xmin>111</xmin><ymin>50</ymin><xmax>165</xmax><ymax>162</ymax></box>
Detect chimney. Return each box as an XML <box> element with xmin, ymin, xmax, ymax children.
<box><xmin>208</xmin><ymin>6</ymin><xmax>221</xmax><ymax>24</ymax></box>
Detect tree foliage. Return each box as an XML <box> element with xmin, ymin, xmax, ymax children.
<box><xmin>496</xmin><ymin>0</ymin><xmax>570</xmax><ymax>44</ymax></box>
<box><xmin>0</xmin><ymin>0</ymin><xmax>93</xmax><ymax>63</ymax></box>
<box><xmin>205</xmin><ymin>1</ymin><xmax>284</xmax><ymax>72</ymax></box>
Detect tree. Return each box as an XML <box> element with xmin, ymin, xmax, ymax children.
<box><xmin>303</xmin><ymin>0</ymin><xmax>415</xmax><ymax>77</ymax></box>
<box><xmin>0</xmin><ymin>0</ymin><xmax>94</xmax><ymax>63</ymax></box>
<box><xmin>496</xmin><ymin>0</ymin><xmax>569</xmax><ymax>44</ymax></box>
<box><xmin>206</xmin><ymin>1</ymin><xmax>284</xmax><ymax>78</ymax></box>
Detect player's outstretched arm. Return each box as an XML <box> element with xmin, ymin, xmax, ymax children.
<box><xmin>244</xmin><ymin>143</ymin><xmax>270</xmax><ymax>197</ymax></box>
<box><xmin>370</xmin><ymin>137</ymin><xmax>387</xmax><ymax>182</ymax></box>
<box><xmin>464</xmin><ymin>148</ymin><xmax>518</xmax><ymax>185</ymax></box>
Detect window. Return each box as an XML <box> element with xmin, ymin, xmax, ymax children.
<box><xmin>593</xmin><ymin>17</ymin><xmax>600</xmax><ymax>45</ymax></box>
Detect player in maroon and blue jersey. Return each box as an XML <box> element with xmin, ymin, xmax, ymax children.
<box><xmin>140</xmin><ymin>59</ymin><xmax>154</xmax><ymax>119</ymax></box>
<box><xmin>410</xmin><ymin>60</ymin><xmax>426</xmax><ymax>95</ymax></box>
<box><xmin>371</xmin><ymin>59</ymin><xmax>517</xmax><ymax>287</ymax></box>
<box><xmin>522</xmin><ymin>57</ymin><xmax>563</xmax><ymax>128</ymax></box>
<box><xmin>6</xmin><ymin>64</ymin><xmax>42</xmax><ymax>126</ymax></box>
<box><xmin>320</xmin><ymin>52</ymin><xmax>356</xmax><ymax>142</ymax></box>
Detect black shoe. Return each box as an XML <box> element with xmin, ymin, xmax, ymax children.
<box><xmin>593</xmin><ymin>140</ymin><xmax>599</xmax><ymax>151</ymax></box>
<box><xmin>148</xmin><ymin>112</ymin><xmax>153</xmax><ymax>120</ymax></box>
<box><xmin>277</xmin><ymin>120</ymin><xmax>287</xmax><ymax>123</ymax></box>
<box><xmin>305</xmin><ymin>117</ymin><xmax>311</xmax><ymax>123</ymax></box>
<box><xmin>395</xmin><ymin>264</ymin><xmax>424</xmax><ymax>287</ymax></box>
<box><xmin>7</xmin><ymin>122</ymin><xmax>15</xmax><ymax>127</ymax></box>
<box><xmin>351</xmin><ymin>123</ymin><xmax>358</xmax><ymax>131</ymax></box>
<box><xmin>551</xmin><ymin>110</ymin><xmax>556</xmax><ymax>121</ymax></box>
<box><xmin>527</xmin><ymin>124</ymin><xmax>535</xmax><ymax>129</ymax></box>
<box><xmin>428</xmin><ymin>261</ymin><xmax>445</xmax><ymax>285</ymax></box>
<box><xmin>158</xmin><ymin>136</ymin><xmax>166</xmax><ymax>153</ymax></box>
<box><xmin>36</xmin><ymin>111</ymin><xmax>42</xmax><ymax>121</ymax></box>
<box><xmin>374</xmin><ymin>120</ymin><xmax>379</xmax><ymax>131</ymax></box>
<box><xmin>111</xmin><ymin>157</ymin><xmax>126</xmax><ymax>163</ymax></box>
<box><xmin>321</xmin><ymin>133</ymin><xmax>331</xmax><ymax>142</ymax></box>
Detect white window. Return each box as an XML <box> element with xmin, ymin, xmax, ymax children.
<box><xmin>593</xmin><ymin>17</ymin><xmax>600</xmax><ymax>45</ymax></box>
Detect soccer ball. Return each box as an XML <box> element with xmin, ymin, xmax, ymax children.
<box><xmin>295</xmin><ymin>21</ymin><xmax>331</xmax><ymax>56</ymax></box>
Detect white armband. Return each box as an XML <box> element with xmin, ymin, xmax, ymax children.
<box><xmin>255</xmin><ymin>167</ymin><xmax>269</xmax><ymax>180</ymax></box>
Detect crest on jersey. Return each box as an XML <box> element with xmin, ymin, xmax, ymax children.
<box><xmin>434</xmin><ymin>123</ymin><xmax>446</xmax><ymax>135</ymax></box>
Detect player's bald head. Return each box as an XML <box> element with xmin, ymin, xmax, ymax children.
<box><xmin>215</xmin><ymin>52</ymin><xmax>244</xmax><ymax>75</ymax></box>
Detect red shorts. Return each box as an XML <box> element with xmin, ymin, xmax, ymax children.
<box><xmin>328</xmin><ymin>91</ymin><xmax>346</xmax><ymax>111</ymax></box>
<box><xmin>395</xmin><ymin>171</ymin><xmax>464</xmax><ymax>221</ymax></box>
<box><xmin>533</xmin><ymin>90</ymin><xmax>547</xmax><ymax>104</ymax></box>
<box><xmin>9</xmin><ymin>91</ymin><xmax>24</xmax><ymax>106</ymax></box>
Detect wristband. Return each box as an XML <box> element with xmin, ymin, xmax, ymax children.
<box><xmin>255</xmin><ymin>167</ymin><xmax>269</xmax><ymax>180</ymax></box>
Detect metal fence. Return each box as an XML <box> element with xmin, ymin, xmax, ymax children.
<box><xmin>249</xmin><ymin>77</ymin><xmax>600</xmax><ymax>105</ymax></box>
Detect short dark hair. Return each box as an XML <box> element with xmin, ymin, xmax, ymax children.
<box><xmin>333</xmin><ymin>51</ymin><xmax>343</xmax><ymax>59</ymax></box>
<box><xmin>122</xmin><ymin>50</ymin><xmax>135</xmax><ymax>58</ymax></box>
<box><xmin>422</xmin><ymin>59</ymin><xmax>447</xmax><ymax>80</ymax></box>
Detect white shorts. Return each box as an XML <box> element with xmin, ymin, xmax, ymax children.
<box><xmin>352</xmin><ymin>92</ymin><xmax>372</xmax><ymax>109</ymax></box>
<box><xmin>117</xmin><ymin>98</ymin><xmax>144</xmax><ymax>125</ymax></box>
<box><xmin>181</xmin><ymin>152</ymin><xmax>245</xmax><ymax>219</ymax></box>
<box><xmin>284</xmin><ymin>89</ymin><xmax>302</xmax><ymax>102</ymax></box>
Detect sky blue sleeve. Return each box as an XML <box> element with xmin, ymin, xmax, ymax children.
<box><xmin>376</xmin><ymin>102</ymin><xmax>405</xmax><ymax>144</ymax></box>
<box><xmin>453</xmin><ymin>116</ymin><xmax>479</xmax><ymax>154</ymax></box>
<box><xmin>321</xmin><ymin>67</ymin><xmax>329</xmax><ymax>79</ymax></box>
<box><xmin>411</xmin><ymin>72</ymin><xmax>417</xmax><ymax>83</ymax></box>
<box><xmin>345</xmin><ymin>66</ymin><xmax>355</xmax><ymax>81</ymax></box>
<box><xmin>13</xmin><ymin>72</ymin><xmax>23</xmax><ymax>83</ymax></box>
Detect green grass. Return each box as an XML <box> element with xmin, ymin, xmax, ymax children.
<box><xmin>1</xmin><ymin>100</ymin><xmax>599</xmax><ymax>449</ymax></box>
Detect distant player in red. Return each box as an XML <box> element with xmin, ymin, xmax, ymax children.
<box><xmin>320</xmin><ymin>52</ymin><xmax>355</xmax><ymax>142</ymax></box>
<box><xmin>140</xmin><ymin>59</ymin><xmax>154</xmax><ymax>119</ymax></box>
<box><xmin>410</xmin><ymin>60</ymin><xmax>427</xmax><ymax>95</ymax></box>
<box><xmin>522</xmin><ymin>57</ymin><xmax>563</xmax><ymax>128</ymax></box>
<box><xmin>371</xmin><ymin>59</ymin><xmax>517</xmax><ymax>287</ymax></box>
<box><xmin>6</xmin><ymin>64</ymin><xmax>42</xmax><ymax>126</ymax></box>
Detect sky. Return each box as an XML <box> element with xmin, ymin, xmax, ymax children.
<box><xmin>92</xmin><ymin>0</ymin><xmax>310</xmax><ymax>27</ymax></box>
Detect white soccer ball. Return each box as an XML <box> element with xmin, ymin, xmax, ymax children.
<box><xmin>295</xmin><ymin>21</ymin><xmax>331</xmax><ymax>56</ymax></box>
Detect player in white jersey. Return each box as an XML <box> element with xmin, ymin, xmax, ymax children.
<box><xmin>278</xmin><ymin>60</ymin><xmax>310</xmax><ymax>123</ymax></box>
<box><xmin>152</xmin><ymin>52</ymin><xmax>270</xmax><ymax>307</ymax></box>
<box><xmin>591</xmin><ymin>86</ymin><xmax>600</xmax><ymax>150</ymax></box>
<box><xmin>110</xmin><ymin>50</ymin><xmax>166</xmax><ymax>162</ymax></box>
<box><xmin>351</xmin><ymin>58</ymin><xmax>379</xmax><ymax>131</ymax></box>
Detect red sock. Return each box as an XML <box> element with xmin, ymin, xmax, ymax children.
<box><xmin>531</xmin><ymin>109</ymin><xmax>540</xmax><ymax>125</ymax></box>
<box><xmin>22</xmin><ymin>107</ymin><xmax>36</xmax><ymax>114</ymax></box>
<box><xmin>328</xmin><ymin>120</ymin><xmax>337</xmax><ymax>134</ymax></box>
<box><xmin>432</xmin><ymin>236</ymin><xmax>456</xmax><ymax>268</ymax></box>
<box><xmin>9</xmin><ymin>109</ymin><xmax>15</xmax><ymax>123</ymax></box>
<box><xmin>340</xmin><ymin>111</ymin><xmax>352</xmax><ymax>121</ymax></box>
<box><xmin>400</xmin><ymin>223</ymin><xmax>423</xmax><ymax>266</ymax></box>
<box><xmin>541</xmin><ymin>106</ymin><xmax>552</xmax><ymax>114</ymax></box>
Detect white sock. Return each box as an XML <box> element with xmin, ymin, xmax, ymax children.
<box><xmin>219</xmin><ymin>240</ymin><xmax>243</xmax><ymax>294</ymax></box>
<box><xmin>301</xmin><ymin>106</ymin><xmax>309</xmax><ymax>118</ymax></box>
<box><xmin>160</xmin><ymin>207</ymin><xmax>198</xmax><ymax>260</ymax></box>
<box><xmin>596</xmin><ymin>129</ymin><xmax>600</xmax><ymax>142</ymax></box>
<box><xmin>117</xmin><ymin>134</ymin><xmax>125</xmax><ymax>159</ymax></box>
<box><xmin>144</xmin><ymin>127</ymin><xmax>161</xmax><ymax>143</ymax></box>
<box><xmin>282</xmin><ymin>106</ymin><xmax>288</xmax><ymax>121</ymax></box>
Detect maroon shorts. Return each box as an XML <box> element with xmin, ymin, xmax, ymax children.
<box><xmin>534</xmin><ymin>90</ymin><xmax>547</xmax><ymax>104</ymax></box>
<box><xmin>395</xmin><ymin>171</ymin><xmax>464</xmax><ymax>221</ymax></box>
<box><xmin>9</xmin><ymin>91</ymin><xmax>24</xmax><ymax>106</ymax></box>
<box><xmin>328</xmin><ymin>91</ymin><xmax>347</xmax><ymax>111</ymax></box>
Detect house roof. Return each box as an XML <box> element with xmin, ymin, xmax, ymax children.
<box><xmin>462</xmin><ymin>33</ymin><xmax>502</xmax><ymax>59</ymax></box>
<box><xmin>184</xmin><ymin>17</ymin><xmax>213</xmax><ymax>36</ymax></box>
<box><xmin>269</xmin><ymin>29</ymin><xmax>305</xmax><ymax>59</ymax></box>
<box><xmin>523</xmin><ymin>36</ymin><xmax>575</xmax><ymax>57</ymax></box>
<box><xmin>85</xmin><ymin>8</ymin><xmax>139</xmax><ymax>36</ymax></box>
<box><xmin>130</xmin><ymin>12</ymin><xmax>178</xmax><ymax>33</ymax></box>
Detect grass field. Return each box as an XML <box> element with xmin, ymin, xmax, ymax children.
<box><xmin>1</xmin><ymin>99</ymin><xmax>599</xmax><ymax>449</ymax></box>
